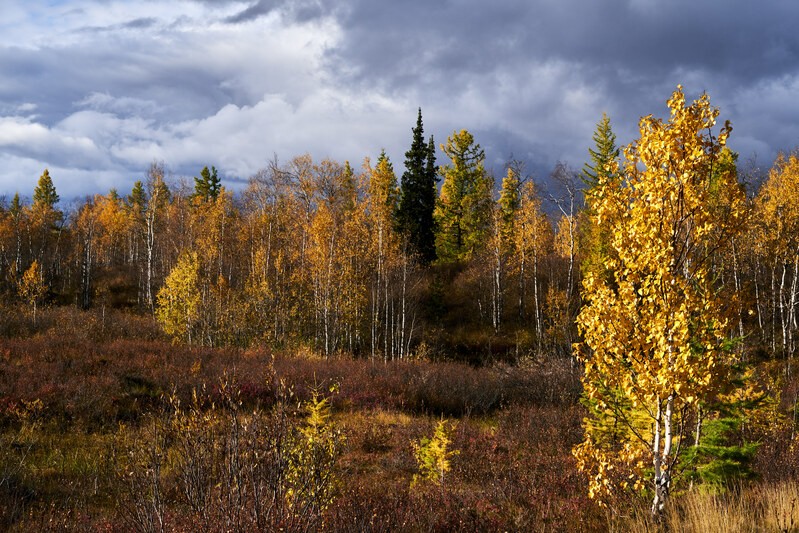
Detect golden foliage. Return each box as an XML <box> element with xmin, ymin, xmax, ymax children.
<box><xmin>156</xmin><ymin>251</ymin><xmax>201</xmax><ymax>344</ymax></box>
<box><xmin>574</xmin><ymin>87</ymin><xmax>747</xmax><ymax>506</ymax></box>
<box><xmin>411</xmin><ymin>418</ymin><xmax>459</xmax><ymax>488</ymax></box>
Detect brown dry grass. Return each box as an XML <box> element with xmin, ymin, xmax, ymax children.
<box><xmin>610</xmin><ymin>481</ymin><xmax>799</xmax><ymax>532</ymax></box>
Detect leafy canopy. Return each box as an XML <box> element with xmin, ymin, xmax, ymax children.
<box><xmin>573</xmin><ymin>86</ymin><xmax>748</xmax><ymax>511</ymax></box>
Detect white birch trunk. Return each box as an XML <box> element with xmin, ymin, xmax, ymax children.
<box><xmin>651</xmin><ymin>394</ymin><xmax>674</xmax><ymax>515</ymax></box>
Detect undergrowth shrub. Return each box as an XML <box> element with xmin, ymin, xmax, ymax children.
<box><xmin>0</xmin><ymin>305</ymin><xmax>582</xmax><ymax>433</ymax></box>
<box><xmin>2</xmin><ymin>304</ymin><xmax>798</xmax><ymax>531</ymax></box>
<box><xmin>271</xmin><ymin>354</ymin><xmax>582</xmax><ymax>417</ymax></box>
<box><xmin>115</xmin><ymin>377</ymin><xmax>345</xmax><ymax>532</ymax></box>
<box><xmin>0</xmin><ymin>399</ymin><xmax>43</xmax><ymax>529</ymax></box>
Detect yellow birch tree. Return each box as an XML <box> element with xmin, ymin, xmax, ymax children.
<box><xmin>573</xmin><ymin>87</ymin><xmax>747</xmax><ymax>514</ymax></box>
<box><xmin>19</xmin><ymin>259</ymin><xmax>47</xmax><ymax>326</ymax></box>
<box><xmin>515</xmin><ymin>181</ymin><xmax>551</xmax><ymax>349</ymax></box>
<box><xmin>754</xmin><ymin>152</ymin><xmax>799</xmax><ymax>358</ymax></box>
<box><xmin>156</xmin><ymin>251</ymin><xmax>201</xmax><ymax>345</ymax></box>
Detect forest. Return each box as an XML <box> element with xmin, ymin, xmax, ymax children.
<box><xmin>1</xmin><ymin>87</ymin><xmax>798</xmax><ymax>531</ymax></box>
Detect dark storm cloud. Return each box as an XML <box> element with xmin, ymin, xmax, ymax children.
<box><xmin>1</xmin><ymin>0</ymin><xmax>798</xmax><ymax>199</ymax></box>
<box><xmin>78</xmin><ymin>17</ymin><xmax>159</xmax><ymax>33</ymax></box>
<box><xmin>328</xmin><ymin>0</ymin><xmax>799</xmax><ymax>86</ymax></box>
<box><xmin>308</xmin><ymin>0</ymin><xmax>799</xmax><ymax>173</ymax></box>
<box><xmin>0</xmin><ymin>0</ymin><xmax>357</xmax><ymax>197</ymax></box>
<box><xmin>0</xmin><ymin>42</ymin><xmax>231</xmax><ymax>127</ymax></box>
<box><xmin>224</xmin><ymin>0</ymin><xmax>279</xmax><ymax>23</ymax></box>
<box><xmin>225</xmin><ymin>0</ymin><xmax>327</xmax><ymax>24</ymax></box>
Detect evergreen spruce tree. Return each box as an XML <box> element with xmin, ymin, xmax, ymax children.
<box><xmin>193</xmin><ymin>165</ymin><xmax>221</xmax><ymax>202</ymax></box>
<box><xmin>581</xmin><ymin>113</ymin><xmax>620</xmax><ymax>188</ymax></box>
<box><xmin>128</xmin><ymin>180</ymin><xmax>146</xmax><ymax>215</ymax></box>
<box><xmin>580</xmin><ymin>113</ymin><xmax>620</xmax><ymax>280</ymax></box>
<box><xmin>32</xmin><ymin>168</ymin><xmax>62</xmax><ymax>226</ymax></box>
<box><xmin>33</xmin><ymin>168</ymin><xmax>60</xmax><ymax>210</ymax></box>
<box><xmin>682</xmin><ymin>374</ymin><xmax>762</xmax><ymax>491</ymax></box>
<box><xmin>398</xmin><ymin>109</ymin><xmax>438</xmax><ymax>264</ymax></box>
<box><xmin>10</xmin><ymin>192</ymin><xmax>22</xmax><ymax>218</ymax></box>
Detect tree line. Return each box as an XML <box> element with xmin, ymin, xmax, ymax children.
<box><xmin>0</xmin><ymin>106</ymin><xmax>796</xmax><ymax>367</ymax></box>
<box><xmin>0</xmin><ymin>110</ymin><xmax>548</xmax><ymax>359</ymax></box>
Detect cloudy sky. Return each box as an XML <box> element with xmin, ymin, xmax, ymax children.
<box><xmin>1</xmin><ymin>0</ymin><xmax>798</xmax><ymax>201</ymax></box>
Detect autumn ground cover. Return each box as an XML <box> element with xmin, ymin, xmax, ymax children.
<box><xmin>0</xmin><ymin>305</ymin><xmax>797</xmax><ymax>532</ymax></box>
<box><xmin>0</xmin><ymin>305</ymin><xmax>602</xmax><ymax>531</ymax></box>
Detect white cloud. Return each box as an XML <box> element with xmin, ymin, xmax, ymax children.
<box><xmin>75</xmin><ymin>92</ymin><xmax>161</xmax><ymax>116</ymax></box>
<box><xmin>16</xmin><ymin>103</ymin><xmax>38</xmax><ymax>114</ymax></box>
<box><xmin>0</xmin><ymin>0</ymin><xmax>352</xmax><ymax>193</ymax></box>
<box><xmin>0</xmin><ymin>116</ymin><xmax>100</xmax><ymax>166</ymax></box>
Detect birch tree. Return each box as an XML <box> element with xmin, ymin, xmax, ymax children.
<box><xmin>156</xmin><ymin>251</ymin><xmax>201</xmax><ymax>345</ymax></box>
<box><xmin>74</xmin><ymin>198</ymin><xmax>99</xmax><ymax>309</ymax></box>
<box><xmin>129</xmin><ymin>163</ymin><xmax>170</xmax><ymax>310</ymax></box>
<box><xmin>754</xmin><ymin>152</ymin><xmax>799</xmax><ymax>359</ymax></box>
<box><xmin>515</xmin><ymin>181</ymin><xmax>551</xmax><ymax>350</ymax></box>
<box><xmin>241</xmin><ymin>159</ymin><xmax>298</xmax><ymax>346</ymax></box>
<box><xmin>306</xmin><ymin>159</ymin><xmax>363</xmax><ymax>355</ymax></box>
<box><xmin>19</xmin><ymin>259</ymin><xmax>47</xmax><ymax>326</ymax></box>
<box><xmin>365</xmin><ymin>152</ymin><xmax>416</xmax><ymax>360</ymax></box>
<box><xmin>573</xmin><ymin>87</ymin><xmax>747</xmax><ymax>514</ymax></box>
<box><xmin>6</xmin><ymin>193</ymin><xmax>26</xmax><ymax>280</ymax></box>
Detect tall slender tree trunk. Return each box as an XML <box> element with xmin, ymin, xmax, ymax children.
<box><xmin>755</xmin><ymin>267</ymin><xmax>765</xmax><ymax>342</ymax></box>
<box><xmin>772</xmin><ymin>264</ymin><xmax>778</xmax><ymax>353</ymax></box>
<box><xmin>780</xmin><ymin>262</ymin><xmax>789</xmax><ymax>355</ymax></box>
<box><xmin>789</xmin><ymin>255</ymin><xmax>799</xmax><ymax>356</ymax></box>
<box><xmin>400</xmin><ymin>255</ymin><xmax>408</xmax><ymax>360</ymax></box>
<box><xmin>492</xmin><ymin>233</ymin><xmax>502</xmax><ymax>332</ymax></box>
<box><xmin>518</xmin><ymin>246</ymin><xmax>526</xmax><ymax>320</ymax></box>
<box><xmin>14</xmin><ymin>226</ymin><xmax>21</xmax><ymax>277</ymax></box>
<box><xmin>146</xmin><ymin>223</ymin><xmax>154</xmax><ymax>310</ymax></box>
<box><xmin>732</xmin><ymin>241</ymin><xmax>744</xmax><ymax>342</ymax></box>
<box><xmin>651</xmin><ymin>394</ymin><xmax>674</xmax><ymax>515</ymax></box>
<box><xmin>82</xmin><ymin>234</ymin><xmax>93</xmax><ymax>309</ymax></box>
<box><xmin>533</xmin><ymin>251</ymin><xmax>541</xmax><ymax>353</ymax></box>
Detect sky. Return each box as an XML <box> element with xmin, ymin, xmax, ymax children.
<box><xmin>1</xmin><ymin>0</ymin><xmax>798</xmax><ymax>202</ymax></box>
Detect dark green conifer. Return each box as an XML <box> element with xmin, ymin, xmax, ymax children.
<box><xmin>127</xmin><ymin>180</ymin><xmax>146</xmax><ymax>216</ymax></box>
<box><xmin>32</xmin><ymin>168</ymin><xmax>63</xmax><ymax>227</ymax></box>
<box><xmin>580</xmin><ymin>113</ymin><xmax>620</xmax><ymax>280</ymax></box>
<box><xmin>193</xmin><ymin>165</ymin><xmax>221</xmax><ymax>202</ymax></box>
<box><xmin>581</xmin><ymin>112</ymin><xmax>619</xmax><ymax>188</ymax></box>
<box><xmin>10</xmin><ymin>192</ymin><xmax>22</xmax><ymax>219</ymax></box>
<box><xmin>33</xmin><ymin>169</ymin><xmax>59</xmax><ymax>211</ymax></box>
<box><xmin>398</xmin><ymin>109</ymin><xmax>438</xmax><ymax>264</ymax></box>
